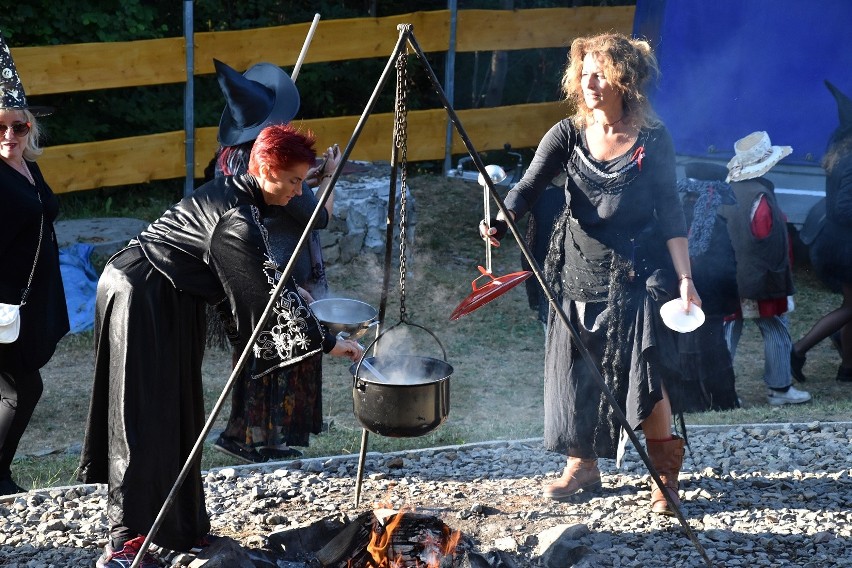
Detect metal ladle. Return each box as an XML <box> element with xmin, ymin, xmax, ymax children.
<box><xmin>479</xmin><ymin>164</ymin><xmax>508</xmax><ymax>275</ymax></box>
<box><xmin>449</xmin><ymin>165</ymin><xmax>533</xmax><ymax>320</ymax></box>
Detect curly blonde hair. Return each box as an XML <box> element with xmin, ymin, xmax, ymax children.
<box><xmin>561</xmin><ymin>32</ymin><xmax>660</xmax><ymax>130</ymax></box>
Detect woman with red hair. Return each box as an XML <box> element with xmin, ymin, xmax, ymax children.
<box><xmin>78</xmin><ymin>124</ymin><xmax>361</xmax><ymax>568</ymax></box>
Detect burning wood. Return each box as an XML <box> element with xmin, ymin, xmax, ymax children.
<box><xmin>315</xmin><ymin>509</ymin><xmax>466</xmax><ymax>568</ymax></box>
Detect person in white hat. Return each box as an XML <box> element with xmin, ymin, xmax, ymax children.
<box><xmin>720</xmin><ymin>131</ymin><xmax>811</xmax><ymax>406</ymax></box>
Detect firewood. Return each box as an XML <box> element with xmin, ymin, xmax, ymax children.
<box><xmin>314</xmin><ymin>511</ymin><xmax>376</xmax><ymax>566</ymax></box>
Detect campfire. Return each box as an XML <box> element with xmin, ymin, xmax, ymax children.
<box><xmin>312</xmin><ymin>508</ymin><xmax>466</xmax><ymax>568</ymax></box>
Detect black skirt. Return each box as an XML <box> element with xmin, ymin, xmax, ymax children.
<box><xmin>543</xmin><ymin>274</ymin><xmax>681</xmax><ymax>459</ymax></box>
<box><xmin>78</xmin><ymin>246</ymin><xmax>210</xmax><ymax>551</ymax></box>
<box><xmin>669</xmin><ymin>315</ymin><xmax>739</xmax><ymax>412</ymax></box>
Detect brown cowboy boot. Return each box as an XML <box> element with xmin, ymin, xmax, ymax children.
<box><xmin>543</xmin><ymin>457</ymin><xmax>601</xmax><ymax>501</ymax></box>
<box><xmin>646</xmin><ymin>435</ymin><xmax>685</xmax><ymax>515</ymax></box>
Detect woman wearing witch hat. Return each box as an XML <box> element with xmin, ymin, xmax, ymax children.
<box><xmin>792</xmin><ymin>80</ymin><xmax>852</xmax><ymax>383</ymax></box>
<box><xmin>207</xmin><ymin>59</ymin><xmax>343</xmax><ymax>464</ymax></box>
<box><xmin>0</xmin><ymin>33</ymin><xmax>69</xmax><ymax>496</ymax></box>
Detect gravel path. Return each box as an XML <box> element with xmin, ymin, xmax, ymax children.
<box><xmin>1</xmin><ymin>422</ymin><xmax>850</xmax><ymax>567</ymax></box>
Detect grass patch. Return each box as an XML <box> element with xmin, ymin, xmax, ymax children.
<box><xmin>11</xmin><ymin>455</ymin><xmax>82</xmax><ymax>491</ymax></box>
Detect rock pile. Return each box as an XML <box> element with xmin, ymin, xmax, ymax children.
<box><xmin>320</xmin><ymin>162</ymin><xmax>414</xmax><ymax>265</ymax></box>
<box><xmin>1</xmin><ymin>422</ymin><xmax>850</xmax><ymax>567</ymax></box>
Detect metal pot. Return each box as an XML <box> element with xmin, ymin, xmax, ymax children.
<box><xmin>309</xmin><ymin>298</ymin><xmax>379</xmax><ymax>341</ymax></box>
<box><xmin>351</xmin><ymin>355</ymin><xmax>453</xmax><ymax>437</ymax></box>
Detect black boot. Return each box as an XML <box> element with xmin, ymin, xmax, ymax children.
<box><xmin>790</xmin><ymin>349</ymin><xmax>808</xmax><ymax>382</ymax></box>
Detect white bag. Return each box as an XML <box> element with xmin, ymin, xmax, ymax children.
<box><xmin>2</xmin><ymin>190</ymin><xmax>43</xmax><ymax>345</ymax></box>
<box><xmin>0</xmin><ymin>303</ymin><xmax>21</xmax><ymax>344</ymax></box>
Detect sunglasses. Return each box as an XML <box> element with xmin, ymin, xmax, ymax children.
<box><xmin>0</xmin><ymin>122</ymin><xmax>31</xmax><ymax>136</ymax></box>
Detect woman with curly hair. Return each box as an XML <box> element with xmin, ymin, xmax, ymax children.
<box><xmin>481</xmin><ymin>32</ymin><xmax>700</xmax><ymax>515</ymax></box>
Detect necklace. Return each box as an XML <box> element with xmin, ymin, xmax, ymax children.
<box><xmin>19</xmin><ymin>160</ymin><xmax>35</xmax><ymax>185</ymax></box>
<box><xmin>595</xmin><ymin>114</ymin><xmax>624</xmax><ymax>127</ymax></box>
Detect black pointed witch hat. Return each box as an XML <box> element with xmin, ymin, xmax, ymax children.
<box><xmin>825</xmin><ymin>79</ymin><xmax>852</xmax><ymax>145</ymax></box>
<box><xmin>215</xmin><ymin>58</ymin><xmax>300</xmax><ymax>146</ymax></box>
<box><xmin>0</xmin><ymin>31</ymin><xmax>53</xmax><ymax>116</ymax></box>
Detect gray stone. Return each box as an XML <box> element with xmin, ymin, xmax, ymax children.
<box><xmin>2</xmin><ymin>424</ymin><xmax>852</xmax><ymax>567</ymax></box>
<box><xmin>55</xmin><ymin>217</ymin><xmax>149</xmax><ymax>257</ymax></box>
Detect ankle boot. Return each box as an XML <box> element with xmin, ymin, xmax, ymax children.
<box><xmin>543</xmin><ymin>457</ymin><xmax>601</xmax><ymax>501</ymax></box>
<box><xmin>646</xmin><ymin>436</ymin><xmax>685</xmax><ymax>516</ymax></box>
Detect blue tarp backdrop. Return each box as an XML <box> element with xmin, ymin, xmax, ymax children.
<box><xmin>59</xmin><ymin>243</ymin><xmax>98</xmax><ymax>334</ymax></box>
<box><xmin>633</xmin><ymin>0</ymin><xmax>852</xmax><ymax>165</ymax></box>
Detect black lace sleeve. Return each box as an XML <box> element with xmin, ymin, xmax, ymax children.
<box><xmin>504</xmin><ymin>120</ymin><xmax>573</xmax><ymax>219</ymax></box>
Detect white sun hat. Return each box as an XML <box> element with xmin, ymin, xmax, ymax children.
<box><xmin>725</xmin><ymin>131</ymin><xmax>792</xmax><ymax>182</ymax></box>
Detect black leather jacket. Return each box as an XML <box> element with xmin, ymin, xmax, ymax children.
<box><xmin>137</xmin><ymin>174</ymin><xmax>262</xmax><ymax>304</ymax></box>
<box><xmin>135</xmin><ymin>174</ymin><xmax>335</xmax><ymax>375</ymax></box>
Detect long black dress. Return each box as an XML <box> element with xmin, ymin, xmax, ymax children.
<box><xmin>0</xmin><ymin>160</ymin><xmax>69</xmax><ymax>375</ymax></box>
<box><xmin>0</xmin><ymin>160</ymin><xmax>69</xmax><ymax>480</ymax></box>
<box><xmin>78</xmin><ymin>174</ymin><xmax>335</xmax><ymax>551</ymax></box>
<box><xmin>670</xmin><ymin>176</ymin><xmax>740</xmax><ymax>412</ymax></box>
<box><xmin>503</xmin><ymin>120</ymin><xmax>686</xmax><ymax>459</ymax></box>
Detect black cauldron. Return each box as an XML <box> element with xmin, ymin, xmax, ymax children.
<box><xmin>351</xmin><ymin>355</ymin><xmax>452</xmax><ymax>437</ymax></box>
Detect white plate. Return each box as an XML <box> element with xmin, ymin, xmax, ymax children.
<box><xmin>659</xmin><ymin>300</ymin><xmax>705</xmax><ymax>333</ymax></box>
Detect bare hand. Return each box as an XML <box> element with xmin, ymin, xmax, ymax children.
<box><xmin>305</xmin><ymin>161</ymin><xmax>324</xmax><ymax>188</ymax></box>
<box><xmin>297</xmin><ymin>286</ymin><xmax>315</xmax><ymax>304</ymax></box>
<box><xmin>306</xmin><ymin>144</ymin><xmax>341</xmax><ymax>188</ymax></box>
<box><xmin>679</xmin><ymin>277</ymin><xmax>702</xmax><ymax>312</ymax></box>
<box><xmin>478</xmin><ymin>219</ymin><xmax>504</xmax><ymax>247</ymax></box>
<box><xmin>324</xmin><ymin>143</ymin><xmax>341</xmax><ymax>174</ymax></box>
<box><xmin>330</xmin><ymin>338</ymin><xmax>362</xmax><ymax>362</ymax></box>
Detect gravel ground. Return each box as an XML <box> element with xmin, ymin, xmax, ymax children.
<box><xmin>1</xmin><ymin>422</ymin><xmax>850</xmax><ymax>567</ymax></box>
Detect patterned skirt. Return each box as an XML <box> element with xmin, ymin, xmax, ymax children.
<box><xmin>223</xmin><ymin>353</ymin><xmax>323</xmax><ymax>448</ymax></box>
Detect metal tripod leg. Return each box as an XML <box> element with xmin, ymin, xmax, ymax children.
<box><xmin>354</xmin><ymin>428</ymin><xmax>370</xmax><ymax>507</ymax></box>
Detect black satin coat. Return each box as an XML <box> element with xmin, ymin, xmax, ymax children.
<box><xmin>78</xmin><ymin>174</ymin><xmax>333</xmax><ymax>551</ymax></box>
<box><xmin>135</xmin><ymin>173</ymin><xmax>335</xmax><ymax>366</ymax></box>
<box><xmin>0</xmin><ymin>160</ymin><xmax>69</xmax><ymax>374</ymax></box>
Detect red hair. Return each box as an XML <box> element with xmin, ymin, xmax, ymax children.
<box><xmin>248</xmin><ymin>124</ymin><xmax>317</xmax><ymax>176</ymax></box>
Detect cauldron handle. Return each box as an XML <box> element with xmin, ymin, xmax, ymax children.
<box><xmin>353</xmin><ymin>319</ymin><xmax>448</xmax><ymax>382</ymax></box>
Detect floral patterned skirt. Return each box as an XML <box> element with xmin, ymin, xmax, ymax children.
<box><xmin>223</xmin><ymin>352</ymin><xmax>323</xmax><ymax>448</ymax></box>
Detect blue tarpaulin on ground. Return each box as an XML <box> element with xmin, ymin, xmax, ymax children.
<box><xmin>59</xmin><ymin>243</ymin><xmax>98</xmax><ymax>333</ymax></box>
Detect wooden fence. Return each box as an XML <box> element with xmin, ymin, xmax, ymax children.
<box><xmin>12</xmin><ymin>7</ymin><xmax>634</xmax><ymax>194</ymax></box>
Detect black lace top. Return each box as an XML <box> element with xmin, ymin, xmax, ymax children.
<box><xmin>504</xmin><ymin>119</ymin><xmax>687</xmax><ymax>301</ymax></box>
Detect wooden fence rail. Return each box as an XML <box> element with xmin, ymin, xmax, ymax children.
<box><xmin>12</xmin><ymin>7</ymin><xmax>633</xmax><ymax>194</ymax></box>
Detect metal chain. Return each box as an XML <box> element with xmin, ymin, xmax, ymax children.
<box><xmin>394</xmin><ymin>49</ymin><xmax>410</xmax><ymax>321</ymax></box>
